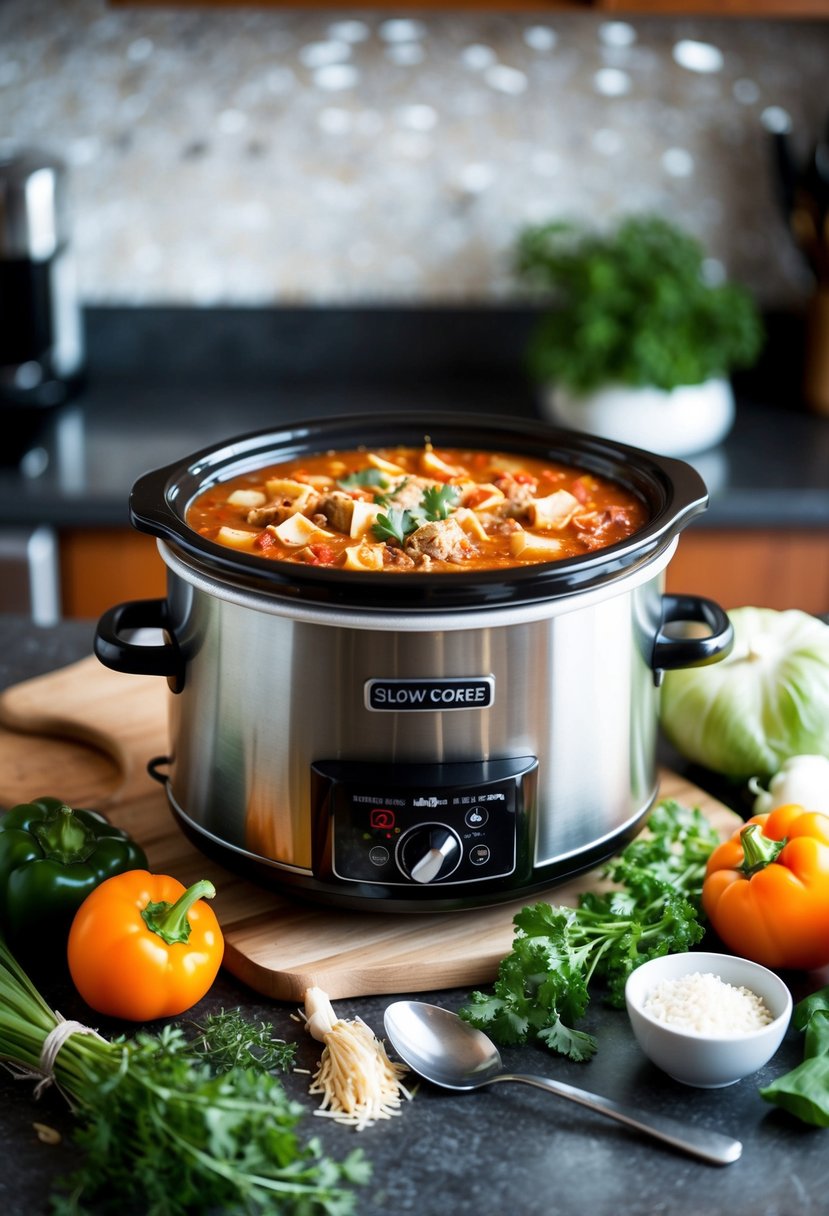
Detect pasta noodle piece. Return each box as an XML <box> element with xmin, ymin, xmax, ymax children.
<box><xmin>302</xmin><ymin>986</ymin><xmax>412</xmax><ymax>1130</ymax></box>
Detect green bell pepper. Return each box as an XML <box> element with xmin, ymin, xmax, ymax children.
<box><xmin>0</xmin><ymin>795</ymin><xmax>148</xmax><ymax>959</ymax></box>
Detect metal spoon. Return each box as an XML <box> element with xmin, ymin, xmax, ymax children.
<box><xmin>383</xmin><ymin>1001</ymin><xmax>742</xmax><ymax>1167</ymax></box>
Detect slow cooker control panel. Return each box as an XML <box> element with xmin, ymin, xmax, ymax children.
<box><xmin>310</xmin><ymin>757</ymin><xmax>537</xmax><ymax>888</ymax></box>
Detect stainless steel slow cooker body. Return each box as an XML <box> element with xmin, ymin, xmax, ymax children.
<box><xmin>96</xmin><ymin>414</ymin><xmax>733</xmax><ymax>911</ymax></box>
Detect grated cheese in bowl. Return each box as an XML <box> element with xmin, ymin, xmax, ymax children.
<box><xmin>643</xmin><ymin>971</ymin><xmax>773</xmax><ymax>1036</ymax></box>
<box><xmin>625</xmin><ymin>952</ymin><xmax>792</xmax><ymax>1086</ymax></box>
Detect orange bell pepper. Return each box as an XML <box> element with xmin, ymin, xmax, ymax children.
<box><xmin>67</xmin><ymin>871</ymin><xmax>224</xmax><ymax>1020</ymax></box>
<box><xmin>702</xmin><ymin>803</ymin><xmax>829</xmax><ymax>970</ymax></box>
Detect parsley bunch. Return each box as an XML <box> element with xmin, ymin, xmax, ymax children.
<box><xmin>460</xmin><ymin>801</ymin><xmax>720</xmax><ymax>1061</ymax></box>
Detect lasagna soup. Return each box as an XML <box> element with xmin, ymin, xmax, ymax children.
<box><xmin>187</xmin><ymin>444</ymin><xmax>648</xmax><ymax>573</ymax></box>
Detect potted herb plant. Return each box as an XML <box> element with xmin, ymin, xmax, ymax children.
<box><xmin>516</xmin><ymin>214</ymin><xmax>764</xmax><ymax>456</ymax></box>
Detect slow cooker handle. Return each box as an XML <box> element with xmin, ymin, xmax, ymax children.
<box><xmin>652</xmin><ymin>594</ymin><xmax>734</xmax><ymax>677</ymax></box>
<box><xmin>94</xmin><ymin>598</ymin><xmax>184</xmax><ymax>693</ymax></box>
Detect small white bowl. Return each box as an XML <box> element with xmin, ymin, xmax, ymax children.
<box><xmin>625</xmin><ymin>952</ymin><xmax>792</xmax><ymax>1089</ymax></box>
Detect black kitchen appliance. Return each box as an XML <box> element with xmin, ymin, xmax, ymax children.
<box><xmin>0</xmin><ymin>147</ymin><xmax>84</xmax><ymax>464</ymax></box>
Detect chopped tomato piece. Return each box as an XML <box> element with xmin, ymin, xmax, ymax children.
<box><xmin>464</xmin><ymin>486</ymin><xmax>497</xmax><ymax>509</ymax></box>
<box><xmin>305</xmin><ymin>543</ymin><xmax>337</xmax><ymax>566</ymax></box>
<box><xmin>571</xmin><ymin>476</ymin><xmax>595</xmax><ymax>504</ymax></box>
<box><xmin>254</xmin><ymin>529</ymin><xmax>277</xmax><ymax>551</ymax></box>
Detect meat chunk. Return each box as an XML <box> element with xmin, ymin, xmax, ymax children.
<box><xmin>492</xmin><ymin>473</ymin><xmax>537</xmax><ymax>520</ymax></box>
<box><xmin>316</xmin><ymin>491</ymin><xmax>356</xmax><ymax>534</ymax></box>
<box><xmin>247</xmin><ymin>494</ymin><xmax>320</xmax><ymax>527</ymax></box>
<box><xmin>574</xmin><ymin>505</ymin><xmax>637</xmax><ymax>550</ymax></box>
<box><xmin>383</xmin><ymin>476</ymin><xmax>433</xmax><ymax>512</ymax></box>
<box><xmin>405</xmin><ymin>517</ymin><xmax>475</xmax><ymax>564</ymax></box>
<box><xmin>383</xmin><ymin>545</ymin><xmax>416</xmax><ymax>570</ymax></box>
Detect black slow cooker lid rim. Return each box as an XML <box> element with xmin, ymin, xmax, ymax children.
<box><xmin>165</xmin><ymin>410</ymin><xmax>696</xmax><ymax>490</ymax></box>
<box><xmin>133</xmin><ymin>410</ymin><xmax>703</xmax><ymax>517</ymax></box>
<box><xmin>129</xmin><ymin>413</ymin><xmax>707</xmax><ymax>610</ymax></box>
<box><xmin>155</xmin><ymin>532</ymin><xmax>675</xmax><ymax>611</ymax></box>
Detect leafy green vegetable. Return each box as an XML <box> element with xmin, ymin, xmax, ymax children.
<box><xmin>460</xmin><ymin>800</ymin><xmax>719</xmax><ymax>1061</ymax></box>
<box><xmin>760</xmin><ymin>986</ymin><xmax>829</xmax><ymax>1126</ymax></box>
<box><xmin>374</xmin><ymin>477</ymin><xmax>411</xmax><ymax>507</ymax></box>
<box><xmin>373</xmin><ymin>506</ymin><xmax>416</xmax><ymax>545</ymax></box>
<box><xmin>516</xmin><ymin>214</ymin><xmax>763</xmax><ymax>393</ymax></box>
<box><xmin>190</xmin><ymin>1007</ymin><xmax>297</xmax><ymax>1074</ymax></box>
<box><xmin>0</xmin><ymin>937</ymin><xmax>366</xmax><ymax>1216</ymax></box>
<box><xmin>52</xmin><ymin>1027</ymin><xmax>369</xmax><ymax>1216</ymax></box>
<box><xmin>337</xmin><ymin>468</ymin><xmax>389</xmax><ymax>491</ymax></box>
<box><xmin>420</xmin><ymin>484</ymin><xmax>460</xmax><ymax>521</ymax></box>
<box><xmin>372</xmin><ymin>482</ymin><xmax>462</xmax><ymax>545</ymax></box>
<box><xmin>661</xmin><ymin>607</ymin><xmax>829</xmax><ymax>781</ymax></box>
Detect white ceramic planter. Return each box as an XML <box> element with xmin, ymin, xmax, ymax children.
<box><xmin>540</xmin><ymin>377</ymin><xmax>735</xmax><ymax>458</ymax></box>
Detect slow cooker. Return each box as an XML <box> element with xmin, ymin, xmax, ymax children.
<box><xmin>94</xmin><ymin>414</ymin><xmax>733</xmax><ymax>911</ymax></box>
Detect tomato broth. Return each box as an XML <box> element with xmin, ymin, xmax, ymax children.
<box><xmin>186</xmin><ymin>445</ymin><xmax>648</xmax><ymax>573</ymax></box>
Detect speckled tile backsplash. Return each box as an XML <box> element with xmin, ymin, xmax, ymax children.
<box><xmin>2</xmin><ymin>1</ymin><xmax>827</xmax><ymax>307</ymax></box>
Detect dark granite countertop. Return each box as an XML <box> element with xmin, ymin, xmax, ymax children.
<box><xmin>1</xmin><ymin>307</ymin><xmax>828</xmax><ymax>534</ymax></box>
<box><xmin>1</xmin><ymin>614</ymin><xmax>828</xmax><ymax>1216</ymax></box>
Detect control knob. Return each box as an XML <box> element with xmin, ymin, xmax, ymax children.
<box><xmin>397</xmin><ymin>824</ymin><xmax>461</xmax><ymax>884</ymax></box>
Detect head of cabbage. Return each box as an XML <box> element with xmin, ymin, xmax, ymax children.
<box><xmin>659</xmin><ymin>607</ymin><xmax>829</xmax><ymax>781</ymax></box>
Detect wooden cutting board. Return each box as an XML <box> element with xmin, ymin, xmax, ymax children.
<box><xmin>0</xmin><ymin>657</ymin><xmax>740</xmax><ymax>1002</ymax></box>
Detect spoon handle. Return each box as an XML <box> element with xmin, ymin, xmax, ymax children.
<box><xmin>492</xmin><ymin>1073</ymin><xmax>742</xmax><ymax>1166</ymax></box>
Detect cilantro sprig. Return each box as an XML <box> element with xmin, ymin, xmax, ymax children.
<box><xmin>373</xmin><ymin>506</ymin><xmax>416</xmax><ymax>546</ymax></box>
<box><xmin>460</xmin><ymin>801</ymin><xmax>720</xmax><ymax>1061</ymax></box>
<box><xmin>421</xmin><ymin>484</ymin><xmax>460</xmax><ymax>520</ymax></box>
<box><xmin>372</xmin><ymin>482</ymin><xmax>461</xmax><ymax>545</ymax></box>
<box><xmin>337</xmin><ymin>468</ymin><xmax>389</xmax><ymax>491</ymax></box>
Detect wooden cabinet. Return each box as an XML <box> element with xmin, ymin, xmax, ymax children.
<box><xmin>59</xmin><ymin>529</ymin><xmax>166</xmax><ymax>620</ymax></box>
<box><xmin>596</xmin><ymin>0</ymin><xmax>829</xmax><ymax>13</ymax></box>
<box><xmin>114</xmin><ymin>0</ymin><xmax>829</xmax><ymax>12</ymax></box>
<box><xmin>666</xmin><ymin>529</ymin><xmax>829</xmax><ymax>616</ymax></box>
<box><xmin>58</xmin><ymin>525</ymin><xmax>829</xmax><ymax>620</ymax></box>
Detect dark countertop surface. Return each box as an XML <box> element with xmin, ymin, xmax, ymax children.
<box><xmin>1</xmin><ymin>613</ymin><xmax>828</xmax><ymax>1216</ymax></box>
<box><xmin>1</xmin><ymin>306</ymin><xmax>828</xmax><ymax>533</ymax></box>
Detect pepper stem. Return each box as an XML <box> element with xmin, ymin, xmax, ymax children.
<box><xmin>32</xmin><ymin>805</ymin><xmax>98</xmax><ymax>864</ymax></box>
<box><xmin>141</xmin><ymin>879</ymin><xmax>216</xmax><ymax>946</ymax></box>
<box><xmin>739</xmin><ymin>823</ymin><xmax>786</xmax><ymax>878</ymax></box>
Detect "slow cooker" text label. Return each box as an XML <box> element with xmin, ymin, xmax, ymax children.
<box><xmin>365</xmin><ymin>677</ymin><xmax>495</xmax><ymax>712</ymax></box>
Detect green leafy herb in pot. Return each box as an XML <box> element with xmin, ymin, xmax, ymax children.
<box><xmin>0</xmin><ymin>796</ymin><xmax>147</xmax><ymax>961</ymax></box>
<box><xmin>660</xmin><ymin>608</ymin><xmax>829</xmax><ymax>782</ymax></box>
<box><xmin>0</xmin><ymin>936</ymin><xmax>367</xmax><ymax>1215</ymax></box>
<box><xmin>460</xmin><ymin>801</ymin><xmax>719</xmax><ymax>1061</ymax></box>
<box><xmin>515</xmin><ymin>214</ymin><xmax>763</xmax><ymax>394</ymax></box>
<box><xmin>760</xmin><ymin>986</ymin><xmax>829</xmax><ymax>1127</ymax></box>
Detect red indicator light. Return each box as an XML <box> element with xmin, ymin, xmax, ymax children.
<box><xmin>370</xmin><ymin>808</ymin><xmax>396</xmax><ymax>830</ymax></box>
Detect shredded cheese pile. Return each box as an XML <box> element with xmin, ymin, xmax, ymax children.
<box><xmin>302</xmin><ymin>986</ymin><xmax>411</xmax><ymax>1130</ymax></box>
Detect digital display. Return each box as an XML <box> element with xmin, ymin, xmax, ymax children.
<box><xmin>369</xmin><ymin>808</ymin><xmax>396</xmax><ymax>830</ymax></box>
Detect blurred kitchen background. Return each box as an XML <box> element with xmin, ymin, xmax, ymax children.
<box><xmin>4</xmin><ymin>3</ymin><xmax>827</xmax><ymax>306</ymax></box>
<box><xmin>1</xmin><ymin>1</ymin><xmax>829</xmax><ymax>623</ymax></box>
